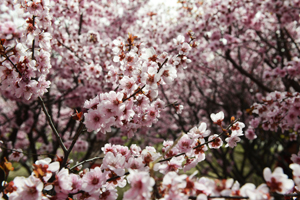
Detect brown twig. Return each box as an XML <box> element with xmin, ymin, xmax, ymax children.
<box><xmin>4</xmin><ymin>54</ymin><xmax>22</xmax><ymax>76</ymax></box>
<box><xmin>38</xmin><ymin>96</ymin><xmax>67</xmax><ymax>153</ymax></box>
<box><xmin>70</xmin><ymin>156</ymin><xmax>103</xmax><ymax>170</ymax></box>
<box><xmin>123</xmin><ymin>85</ymin><xmax>146</xmax><ymax>102</ymax></box>
<box><xmin>61</xmin><ymin>121</ymin><xmax>85</xmax><ymax>168</ymax></box>
<box><xmin>32</xmin><ymin>15</ymin><xmax>36</xmax><ymax>60</ymax></box>
<box><xmin>56</xmin><ymin>39</ymin><xmax>89</xmax><ymax>64</ymax></box>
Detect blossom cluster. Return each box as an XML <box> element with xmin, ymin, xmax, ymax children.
<box><xmin>4</xmin><ymin>142</ymin><xmax>300</xmax><ymax>200</ymax></box>
<box><xmin>83</xmin><ymin>35</ymin><xmax>192</xmax><ymax>137</ymax></box>
<box><xmin>1</xmin><ymin>0</ymin><xmax>300</xmax><ymax>199</ymax></box>
<box><xmin>246</xmin><ymin>91</ymin><xmax>300</xmax><ymax>139</ymax></box>
<box><xmin>0</xmin><ymin>0</ymin><xmax>52</xmax><ymax>101</ymax></box>
<box><xmin>2</xmin><ymin>110</ymin><xmax>257</xmax><ymax>200</ymax></box>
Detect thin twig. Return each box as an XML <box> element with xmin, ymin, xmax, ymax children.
<box><xmin>32</xmin><ymin>15</ymin><xmax>36</xmax><ymax>60</ymax></box>
<box><xmin>78</xmin><ymin>14</ymin><xmax>83</xmax><ymax>36</ymax></box>
<box><xmin>70</xmin><ymin>156</ymin><xmax>103</xmax><ymax>170</ymax></box>
<box><xmin>284</xmin><ymin>27</ymin><xmax>300</xmax><ymax>54</ymax></box>
<box><xmin>225</xmin><ymin>50</ymin><xmax>272</xmax><ymax>92</ymax></box>
<box><xmin>0</xmin><ymin>145</ymin><xmax>55</xmax><ymax>156</ymax></box>
<box><xmin>189</xmin><ymin>196</ymin><xmax>249</xmax><ymax>199</ymax></box>
<box><xmin>123</xmin><ymin>85</ymin><xmax>146</xmax><ymax>102</ymax></box>
<box><xmin>4</xmin><ymin>54</ymin><xmax>22</xmax><ymax>76</ymax></box>
<box><xmin>56</xmin><ymin>39</ymin><xmax>89</xmax><ymax>64</ymax></box>
<box><xmin>106</xmin><ymin>172</ymin><xmax>129</xmax><ymax>182</ymax></box>
<box><xmin>157</xmin><ymin>58</ymin><xmax>168</xmax><ymax>73</ymax></box>
<box><xmin>68</xmin><ymin>121</ymin><xmax>85</xmax><ymax>153</ymax></box>
<box><xmin>38</xmin><ymin>96</ymin><xmax>67</xmax><ymax>153</ymax></box>
<box><xmin>61</xmin><ymin>121</ymin><xmax>85</xmax><ymax>168</ymax></box>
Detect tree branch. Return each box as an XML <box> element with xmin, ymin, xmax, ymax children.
<box><xmin>38</xmin><ymin>96</ymin><xmax>67</xmax><ymax>153</ymax></box>
<box><xmin>225</xmin><ymin>50</ymin><xmax>272</xmax><ymax>92</ymax></box>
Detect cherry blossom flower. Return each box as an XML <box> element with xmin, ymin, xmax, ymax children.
<box><xmin>173</xmin><ymin>35</ymin><xmax>185</xmax><ymax>45</ymax></box>
<box><xmin>130</xmin><ymin>144</ymin><xmax>142</xmax><ymax>156</ymax></box>
<box><xmin>37</xmin><ymin>32</ymin><xmax>51</xmax><ymax>51</ymax></box>
<box><xmin>159</xmin><ymin>156</ymin><xmax>185</xmax><ymax>174</ymax></box>
<box><xmin>4</xmin><ymin>0</ymin><xmax>300</xmax><ymax>199</ymax></box>
<box><xmin>208</xmin><ymin>134</ymin><xmax>223</xmax><ymax>149</ymax></box>
<box><xmin>245</xmin><ymin>128</ymin><xmax>257</xmax><ymax>140</ymax></box>
<box><xmin>291</xmin><ymin>151</ymin><xmax>300</xmax><ymax>164</ymax></box>
<box><xmin>126</xmin><ymin>157</ymin><xmax>145</xmax><ymax>170</ymax></box>
<box><xmin>33</xmin><ymin>157</ymin><xmax>59</xmax><ymax>182</ymax></box>
<box><xmin>141</xmin><ymin>65</ymin><xmax>161</xmax><ymax>90</ymax></box>
<box><xmin>263</xmin><ymin>167</ymin><xmax>294</xmax><ymax>194</ymax></box>
<box><xmin>112</xmin><ymin>37</ymin><xmax>125</xmax><ymax>54</ymax></box>
<box><xmin>225</xmin><ymin>130</ymin><xmax>244</xmax><ymax>148</ymax></box>
<box><xmin>69</xmin><ymin>174</ymin><xmax>82</xmax><ymax>193</ymax></box>
<box><xmin>123</xmin><ymin>169</ymin><xmax>155</xmax><ymax>200</ymax></box>
<box><xmin>176</xmin><ymin>134</ymin><xmax>195</xmax><ymax>153</ymax></box>
<box><xmin>102</xmin><ymin>152</ymin><xmax>125</xmax><ymax>176</ymax></box>
<box><xmin>179</xmin><ymin>42</ymin><xmax>192</xmax><ymax>55</ymax></box>
<box><xmin>141</xmin><ymin>147</ymin><xmax>161</xmax><ymax>166</ymax></box>
<box><xmin>119</xmin><ymin>76</ymin><xmax>138</xmax><ymax>94</ymax></box>
<box><xmin>81</xmin><ymin>167</ymin><xmax>106</xmax><ymax>193</ymax></box>
<box><xmin>175</xmin><ymin>104</ymin><xmax>184</xmax><ymax>114</ymax></box>
<box><xmin>160</xmin><ymin>171</ymin><xmax>188</xmax><ymax>200</ymax></box>
<box><xmin>8</xmin><ymin>149</ymin><xmax>23</xmax><ymax>162</ymax></box>
<box><xmin>141</xmin><ymin>47</ymin><xmax>157</xmax><ymax>62</ymax></box>
<box><xmin>107</xmin><ymin>91</ymin><xmax>125</xmax><ymax>114</ymax></box>
<box><xmin>240</xmin><ymin>183</ymin><xmax>270</xmax><ymax>200</ymax></box>
<box><xmin>290</xmin><ymin>163</ymin><xmax>300</xmax><ymax>191</ymax></box>
<box><xmin>99</xmin><ymin>187</ymin><xmax>118</xmax><ymax>200</ymax></box>
<box><xmin>188</xmin><ymin>122</ymin><xmax>211</xmax><ymax>139</ymax></box>
<box><xmin>84</xmin><ymin>107</ymin><xmax>107</xmax><ymax>132</ymax></box>
<box><xmin>10</xmin><ymin>175</ymin><xmax>43</xmax><ymax>200</ymax></box>
<box><xmin>54</xmin><ymin>168</ymin><xmax>72</xmax><ymax>194</ymax></box>
<box><xmin>210</xmin><ymin>111</ymin><xmax>224</xmax><ymax>125</ymax></box>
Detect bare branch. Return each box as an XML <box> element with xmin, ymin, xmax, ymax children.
<box><xmin>38</xmin><ymin>96</ymin><xmax>67</xmax><ymax>153</ymax></box>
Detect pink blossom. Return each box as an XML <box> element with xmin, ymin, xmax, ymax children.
<box><xmin>177</xmin><ymin>134</ymin><xmax>195</xmax><ymax>153</ymax></box>
<box><xmin>210</xmin><ymin>111</ymin><xmax>224</xmax><ymax>125</ymax></box>
<box><xmin>240</xmin><ymin>183</ymin><xmax>270</xmax><ymax>200</ymax></box>
<box><xmin>10</xmin><ymin>175</ymin><xmax>43</xmax><ymax>200</ymax></box>
<box><xmin>123</xmin><ymin>169</ymin><xmax>155</xmax><ymax>200</ymax></box>
<box><xmin>225</xmin><ymin>130</ymin><xmax>243</xmax><ymax>148</ymax></box>
<box><xmin>180</xmin><ymin>42</ymin><xmax>192</xmax><ymax>55</ymax></box>
<box><xmin>173</xmin><ymin>35</ymin><xmax>185</xmax><ymax>45</ymax></box>
<box><xmin>141</xmin><ymin>65</ymin><xmax>160</xmax><ymax>90</ymax></box>
<box><xmin>119</xmin><ymin>76</ymin><xmax>138</xmax><ymax>94</ymax></box>
<box><xmin>263</xmin><ymin>167</ymin><xmax>294</xmax><ymax>194</ymax></box>
<box><xmin>84</xmin><ymin>107</ymin><xmax>107</xmax><ymax>132</ymax></box>
<box><xmin>115</xmin><ymin>145</ymin><xmax>131</xmax><ymax>159</ymax></box>
<box><xmin>9</xmin><ymin>149</ymin><xmax>23</xmax><ymax>162</ymax></box>
<box><xmin>160</xmin><ymin>172</ymin><xmax>188</xmax><ymax>200</ymax></box>
<box><xmin>81</xmin><ymin>167</ymin><xmax>106</xmax><ymax>193</ymax></box>
<box><xmin>34</xmin><ymin>157</ymin><xmax>59</xmax><ymax>182</ymax></box>
<box><xmin>102</xmin><ymin>152</ymin><xmax>125</xmax><ymax>176</ymax></box>
<box><xmin>54</xmin><ymin>168</ymin><xmax>72</xmax><ymax>193</ymax></box>
<box><xmin>159</xmin><ymin>156</ymin><xmax>184</xmax><ymax>174</ymax></box>
<box><xmin>69</xmin><ymin>174</ymin><xmax>82</xmax><ymax>193</ymax></box>
<box><xmin>126</xmin><ymin>157</ymin><xmax>145</xmax><ymax>170</ymax></box>
<box><xmin>290</xmin><ymin>163</ymin><xmax>300</xmax><ymax>190</ymax></box>
<box><xmin>245</xmin><ymin>128</ymin><xmax>257</xmax><ymax>140</ymax></box>
<box><xmin>37</xmin><ymin>32</ymin><xmax>51</xmax><ymax>51</ymax></box>
<box><xmin>99</xmin><ymin>187</ymin><xmax>118</xmax><ymax>200</ymax></box>
<box><xmin>83</xmin><ymin>95</ymin><xmax>101</xmax><ymax>110</ymax></box>
<box><xmin>188</xmin><ymin>122</ymin><xmax>211</xmax><ymax>139</ymax></box>
<box><xmin>291</xmin><ymin>152</ymin><xmax>300</xmax><ymax>164</ymax></box>
<box><xmin>141</xmin><ymin>47</ymin><xmax>157</xmax><ymax>62</ymax></box>
<box><xmin>130</xmin><ymin>144</ymin><xmax>142</xmax><ymax>156</ymax></box>
<box><xmin>141</xmin><ymin>147</ymin><xmax>161</xmax><ymax>166</ymax></box>
<box><xmin>208</xmin><ymin>134</ymin><xmax>223</xmax><ymax>149</ymax></box>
